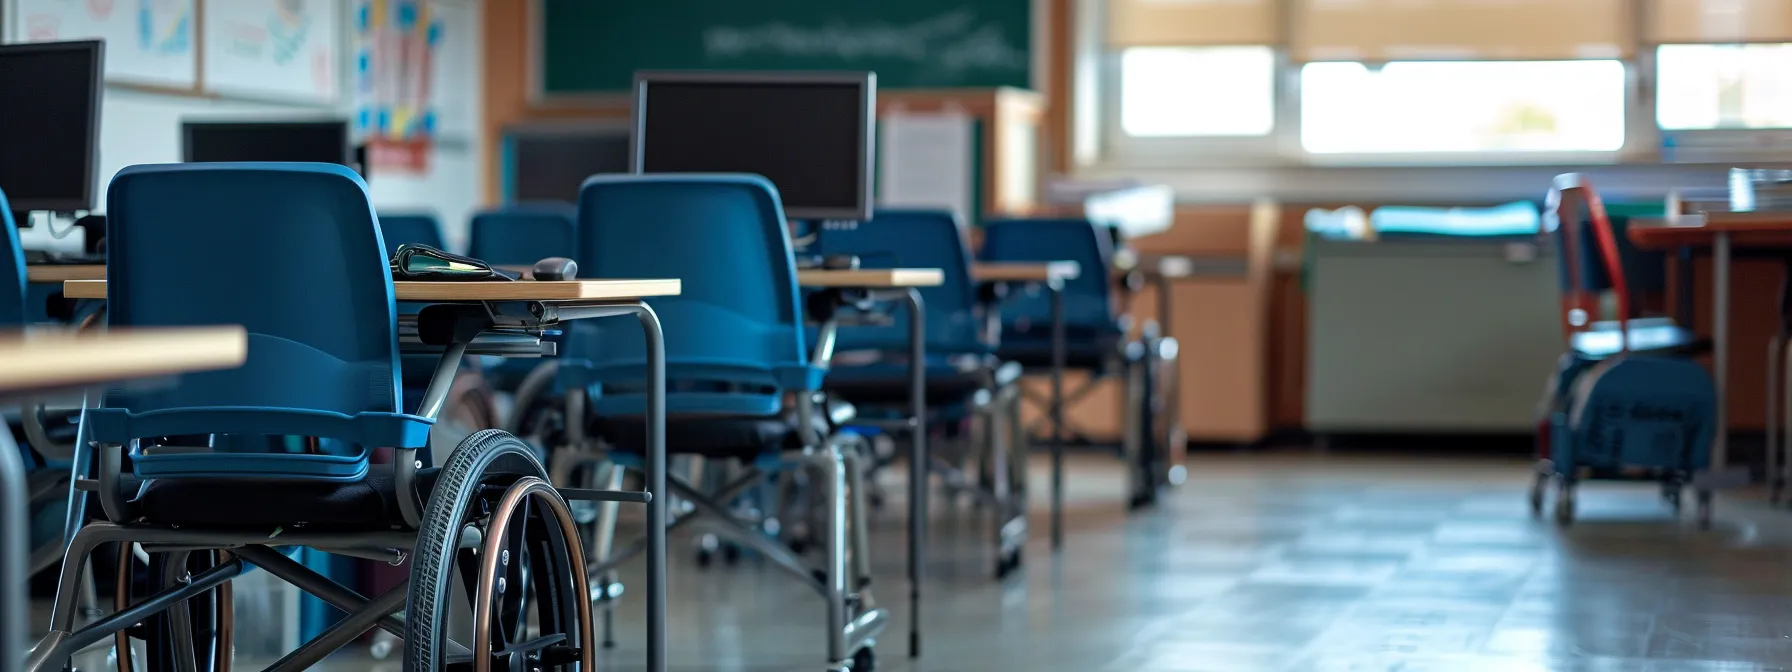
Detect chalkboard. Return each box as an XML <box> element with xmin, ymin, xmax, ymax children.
<box><xmin>538</xmin><ymin>0</ymin><xmax>1031</xmax><ymax>94</ymax></box>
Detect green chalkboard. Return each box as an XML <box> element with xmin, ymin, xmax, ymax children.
<box><xmin>539</xmin><ymin>0</ymin><xmax>1032</xmax><ymax>94</ymax></box>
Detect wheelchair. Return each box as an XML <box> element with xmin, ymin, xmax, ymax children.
<box><xmin>27</xmin><ymin>164</ymin><xmax>661</xmax><ymax>672</ymax></box>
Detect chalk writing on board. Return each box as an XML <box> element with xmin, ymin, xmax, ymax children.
<box><xmin>702</xmin><ymin>9</ymin><xmax>1025</xmax><ymax>82</ymax></box>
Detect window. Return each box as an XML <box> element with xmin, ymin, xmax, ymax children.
<box><xmin>1657</xmin><ymin>44</ymin><xmax>1792</xmax><ymax>130</ymax></box>
<box><xmin>1299</xmin><ymin>60</ymin><xmax>1627</xmax><ymax>155</ymax></box>
<box><xmin>1119</xmin><ymin>46</ymin><xmax>1275</xmax><ymax>138</ymax></box>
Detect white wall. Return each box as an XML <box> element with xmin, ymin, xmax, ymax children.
<box><xmin>14</xmin><ymin>0</ymin><xmax>484</xmax><ymax>252</ymax></box>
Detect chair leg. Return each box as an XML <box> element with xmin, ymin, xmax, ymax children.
<box><xmin>816</xmin><ymin>444</ymin><xmax>850</xmax><ymax>668</ymax></box>
<box><xmin>1771</xmin><ymin>335</ymin><xmax>1784</xmax><ymax>504</ymax></box>
<box><xmin>160</xmin><ymin>551</ymin><xmax>200</xmax><ymax>672</ymax></box>
<box><xmin>840</xmin><ymin>438</ymin><xmax>874</xmax><ymax>591</ymax></box>
<box><xmin>592</xmin><ymin>461</ymin><xmax>626</xmax><ymax>649</ymax></box>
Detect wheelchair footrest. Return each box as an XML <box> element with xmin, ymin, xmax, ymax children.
<box><xmin>557</xmin><ymin>487</ymin><xmax>652</xmax><ymax>504</ymax></box>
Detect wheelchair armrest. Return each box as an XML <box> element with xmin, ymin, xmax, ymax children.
<box><xmin>21</xmin><ymin>403</ymin><xmax>80</xmax><ymax>462</ymax></box>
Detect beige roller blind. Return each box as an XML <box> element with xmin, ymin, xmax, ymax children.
<box><xmin>1108</xmin><ymin>0</ymin><xmax>1280</xmax><ymax>48</ymax></box>
<box><xmin>1652</xmin><ymin>0</ymin><xmax>1792</xmax><ymax>43</ymax></box>
<box><xmin>1292</xmin><ymin>0</ymin><xmax>1633</xmax><ymax>61</ymax></box>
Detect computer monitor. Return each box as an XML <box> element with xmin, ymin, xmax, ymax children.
<box><xmin>631</xmin><ymin>71</ymin><xmax>875</xmax><ymax>221</ymax></box>
<box><xmin>0</xmin><ymin>40</ymin><xmax>104</xmax><ymax>213</ymax></box>
<box><xmin>182</xmin><ymin>120</ymin><xmax>353</xmax><ymax>166</ymax></box>
<box><xmin>508</xmin><ymin>124</ymin><xmax>631</xmax><ymax>203</ymax></box>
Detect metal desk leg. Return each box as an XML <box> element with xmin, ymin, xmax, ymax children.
<box><xmin>1050</xmin><ymin>283</ymin><xmax>1066</xmax><ymax>551</ymax></box>
<box><xmin>1713</xmin><ymin>234</ymin><xmax>1731</xmax><ymax>476</ymax></box>
<box><xmin>634</xmin><ymin>304</ymin><xmax>667</xmax><ymax>672</ymax></box>
<box><xmin>902</xmin><ymin>289</ymin><xmax>927</xmax><ymax>658</ymax></box>
<box><xmin>0</xmin><ymin>430</ymin><xmax>25</xmax><ymax>672</ymax></box>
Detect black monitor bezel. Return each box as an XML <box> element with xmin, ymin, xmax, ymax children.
<box><xmin>630</xmin><ymin>70</ymin><xmax>877</xmax><ymax>222</ymax></box>
<box><xmin>180</xmin><ymin>119</ymin><xmax>354</xmax><ymax>166</ymax></box>
<box><xmin>0</xmin><ymin>39</ymin><xmax>105</xmax><ymax>213</ymax></box>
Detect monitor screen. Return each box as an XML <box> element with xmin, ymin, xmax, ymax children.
<box><xmin>509</xmin><ymin>128</ymin><xmax>631</xmax><ymax>203</ymax></box>
<box><xmin>632</xmin><ymin>72</ymin><xmax>875</xmax><ymax>221</ymax></box>
<box><xmin>0</xmin><ymin>40</ymin><xmax>103</xmax><ymax>213</ymax></box>
<box><xmin>182</xmin><ymin>121</ymin><xmax>352</xmax><ymax>166</ymax></box>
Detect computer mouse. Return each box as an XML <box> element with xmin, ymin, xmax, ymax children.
<box><xmin>532</xmin><ymin>257</ymin><xmax>578</xmax><ymax>281</ymax></box>
<box><xmin>822</xmin><ymin>255</ymin><xmax>860</xmax><ymax>270</ymax></box>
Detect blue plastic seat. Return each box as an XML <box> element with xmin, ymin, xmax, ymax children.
<box><xmin>812</xmin><ymin>210</ymin><xmax>1010</xmax><ymax>406</ymax></box>
<box><xmin>91</xmin><ymin>163</ymin><xmax>431</xmax><ymax>493</ymax></box>
<box><xmin>469</xmin><ymin>204</ymin><xmax>578</xmax><ymax>391</ymax></box>
<box><xmin>565</xmin><ymin>174</ymin><xmax>823</xmax><ymax>459</ymax></box>
<box><xmin>980</xmin><ymin>217</ymin><xmax>1126</xmax><ymax>370</ymax></box>
<box><xmin>377</xmin><ymin>212</ymin><xmax>445</xmax><ymax>256</ymax></box>
<box><xmin>469</xmin><ymin>203</ymin><xmax>577</xmax><ymax>265</ymax></box>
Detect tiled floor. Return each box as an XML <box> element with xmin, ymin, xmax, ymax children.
<box><xmin>42</xmin><ymin>451</ymin><xmax>1792</xmax><ymax>671</ymax></box>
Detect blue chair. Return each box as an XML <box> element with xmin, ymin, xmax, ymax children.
<box><xmin>0</xmin><ymin>192</ymin><xmax>88</xmax><ymax>578</ymax></box>
<box><xmin>812</xmin><ymin>210</ymin><xmax>1026</xmax><ymax>576</ymax></box>
<box><xmin>565</xmin><ymin>174</ymin><xmax>884</xmax><ymax>670</ymax></box>
<box><xmin>376</xmin><ymin>212</ymin><xmax>445</xmax><ymax>256</ymax></box>
<box><xmin>981</xmin><ymin>217</ymin><xmax>1180</xmax><ymax>510</ymax></box>
<box><xmin>469</xmin><ymin>204</ymin><xmax>578</xmax><ymax>399</ymax></box>
<box><xmin>30</xmin><ymin>163</ymin><xmax>598</xmax><ymax>671</ymax></box>
<box><xmin>469</xmin><ymin>202</ymin><xmax>577</xmax><ymax>265</ymax></box>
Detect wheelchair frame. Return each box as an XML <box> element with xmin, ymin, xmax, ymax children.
<box><xmin>26</xmin><ymin>299</ymin><xmax>671</xmax><ymax>672</ymax></box>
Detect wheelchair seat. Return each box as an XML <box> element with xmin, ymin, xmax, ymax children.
<box><xmin>994</xmin><ymin>327</ymin><xmax>1128</xmax><ymax>371</ymax></box>
<box><xmin>591</xmin><ymin>412</ymin><xmax>820</xmax><ymax>461</ymax></box>
<box><xmin>134</xmin><ymin>468</ymin><xmax>442</xmax><ymax>529</ymax></box>
<box><xmin>826</xmin><ymin>356</ymin><xmax>1023</xmax><ymax>406</ymax></box>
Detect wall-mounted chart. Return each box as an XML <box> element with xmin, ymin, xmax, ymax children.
<box><xmin>12</xmin><ymin>0</ymin><xmax>197</xmax><ymax>88</ymax></box>
<box><xmin>201</xmin><ymin>0</ymin><xmax>339</xmax><ymax>103</ymax></box>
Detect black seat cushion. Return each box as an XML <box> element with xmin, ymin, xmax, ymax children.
<box><xmin>996</xmin><ymin>329</ymin><xmax>1126</xmax><ymax>371</ymax></box>
<box><xmin>591</xmin><ymin>413</ymin><xmax>819</xmax><ymax>461</ymax></box>
<box><xmin>827</xmin><ymin>360</ymin><xmax>1023</xmax><ymax>408</ymax></box>
<box><xmin>133</xmin><ymin>468</ymin><xmax>442</xmax><ymax>531</ymax></box>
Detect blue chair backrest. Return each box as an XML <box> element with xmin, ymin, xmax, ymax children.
<box><xmin>378</xmin><ymin>212</ymin><xmax>444</xmax><ymax>257</ymax></box>
<box><xmin>1549</xmin><ymin>203</ymin><xmax>1669</xmax><ymax>298</ymax></box>
<box><xmin>468</xmin><ymin>203</ymin><xmax>576</xmax><ymax>265</ymax></box>
<box><xmin>92</xmin><ymin>163</ymin><xmax>420</xmax><ymax>450</ymax></box>
<box><xmin>567</xmin><ymin>174</ymin><xmax>815</xmax><ymax>411</ymax></box>
<box><xmin>0</xmin><ymin>190</ymin><xmax>26</xmax><ymax>327</ymax></box>
<box><xmin>812</xmin><ymin>210</ymin><xmax>983</xmax><ymax>354</ymax></box>
<box><xmin>979</xmin><ymin>217</ymin><xmax>1116</xmax><ymax>332</ymax></box>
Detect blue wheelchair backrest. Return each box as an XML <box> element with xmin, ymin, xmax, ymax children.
<box><xmin>0</xmin><ymin>189</ymin><xmax>26</xmax><ymax>327</ymax></box>
<box><xmin>91</xmin><ymin>163</ymin><xmax>425</xmax><ymax>460</ymax></box>
<box><xmin>568</xmin><ymin>174</ymin><xmax>818</xmax><ymax>410</ymax></box>
<box><xmin>979</xmin><ymin>217</ymin><xmax>1116</xmax><ymax>332</ymax></box>
<box><xmin>378</xmin><ymin>212</ymin><xmax>445</xmax><ymax>258</ymax></box>
<box><xmin>812</xmin><ymin>210</ymin><xmax>984</xmax><ymax>355</ymax></box>
<box><xmin>469</xmin><ymin>202</ymin><xmax>577</xmax><ymax>266</ymax></box>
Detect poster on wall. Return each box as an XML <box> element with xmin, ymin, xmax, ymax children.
<box><xmin>201</xmin><ymin>0</ymin><xmax>339</xmax><ymax>103</ymax></box>
<box><xmin>354</xmin><ymin>0</ymin><xmax>442</xmax><ymax>174</ymax></box>
<box><xmin>13</xmin><ymin>0</ymin><xmax>197</xmax><ymax>87</ymax></box>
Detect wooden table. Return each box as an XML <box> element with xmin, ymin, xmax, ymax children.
<box><xmin>797</xmin><ymin>268</ymin><xmax>944</xmax><ymax>288</ymax></box>
<box><xmin>1630</xmin><ymin>211</ymin><xmax>1792</xmax><ymax>492</ymax></box>
<box><xmin>25</xmin><ymin>265</ymin><xmax>103</xmax><ymax>284</ymax></box>
<box><xmin>796</xmin><ymin>266</ymin><xmax>940</xmax><ymax>657</ymax></box>
<box><xmin>970</xmin><ymin>261</ymin><xmax>1080</xmax><ymax>284</ymax></box>
<box><xmin>0</xmin><ymin>326</ymin><xmax>248</xmax><ymax>672</ymax></box>
<box><xmin>62</xmin><ymin>278</ymin><xmax>682</xmax><ymax>302</ymax></box>
<box><xmin>64</xmin><ymin>276</ymin><xmax>681</xmax><ymax>672</ymax></box>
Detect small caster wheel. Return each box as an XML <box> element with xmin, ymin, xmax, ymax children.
<box><xmin>722</xmin><ymin>542</ymin><xmax>742</xmax><ymax>565</ymax></box>
<box><xmin>788</xmin><ymin>537</ymin><xmax>810</xmax><ymax>555</ymax></box>
<box><xmin>850</xmin><ymin>644</ymin><xmax>876</xmax><ymax>672</ymax></box>
<box><xmin>696</xmin><ymin>548</ymin><xmax>714</xmax><ymax>568</ymax></box>
<box><xmin>1553</xmin><ymin>482</ymin><xmax>1575</xmax><ymax>526</ymax></box>
<box><xmin>1697</xmin><ymin>491</ymin><xmax>1714</xmax><ymax>530</ymax></box>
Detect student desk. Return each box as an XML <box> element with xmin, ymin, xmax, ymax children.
<box><xmin>971</xmin><ymin>261</ymin><xmax>1080</xmax><ymax>549</ymax></box>
<box><xmin>63</xmin><ymin>276</ymin><xmax>682</xmax><ymax>672</ymax></box>
<box><xmin>0</xmin><ymin>326</ymin><xmax>248</xmax><ymax>672</ymax></box>
<box><xmin>797</xmin><ymin>267</ymin><xmax>940</xmax><ymax>658</ymax></box>
<box><xmin>1631</xmin><ymin>212</ymin><xmax>1792</xmax><ymax>496</ymax></box>
<box><xmin>25</xmin><ymin>265</ymin><xmax>104</xmax><ymax>284</ymax></box>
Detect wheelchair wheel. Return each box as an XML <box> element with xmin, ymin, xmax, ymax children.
<box><xmin>405</xmin><ymin>430</ymin><xmax>594</xmax><ymax>672</ymax></box>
